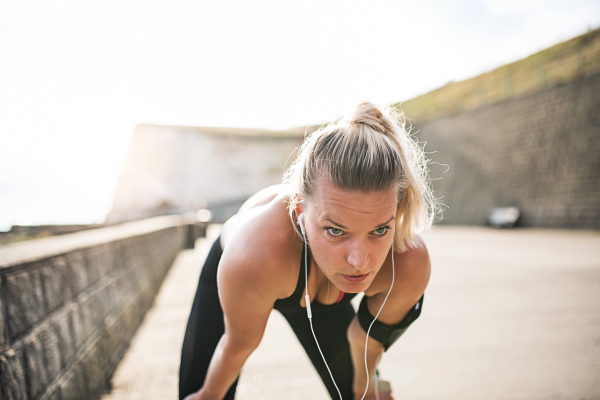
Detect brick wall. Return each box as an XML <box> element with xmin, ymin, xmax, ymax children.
<box><xmin>0</xmin><ymin>215</ymin><xmax>206</xmax><ymax>400</ymax></box>
<box><xmin>416</xmin><ymin>72</ymin><xmax>600</xmax><ymax>228</ymax></box>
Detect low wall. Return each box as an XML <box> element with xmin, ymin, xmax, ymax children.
<box><xmin>0</xmin><ymin>215</ymin><xmax>206</xmax><ymax>400</ymax></box>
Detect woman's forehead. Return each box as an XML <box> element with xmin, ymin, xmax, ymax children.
<box><xmin>308</xmin><ymin>177</ymin><xmax>397</xmax><ymax>219</ymax></box>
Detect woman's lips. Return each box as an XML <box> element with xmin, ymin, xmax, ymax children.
<box><xmin>341</xmin><ymin>273</ymin><xmax>370</xmax><ymax>283</ymax></box>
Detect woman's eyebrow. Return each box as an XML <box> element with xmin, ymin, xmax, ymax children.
<box><xmin>323</xmin><ymin>216</ymin><xmax>395</xmax><ymax>230</ymax></box>
<box><xmin>323</xmin><ymin>217</ymin><xmax>348</xmax><ymax>229</ymax></box>
<box><xmin>375</xmin><ymin>217</ymin><xmax>396</xmax><ymax>228</ymax></box>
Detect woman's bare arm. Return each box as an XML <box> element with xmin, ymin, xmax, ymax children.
<box><xmin>348</xmin><ymin>237</ymin><xmax>431</xmax><ymax>398</ymax></box>
<box><xmin>189</xmin><ymin>238</ymin><xmax>285</xmax><ymax>400</ymax></box>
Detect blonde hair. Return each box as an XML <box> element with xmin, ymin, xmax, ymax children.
<box><xmin>284</xmin><ymin>102</ymin><xmax>440</xmax><ymax>252</ymax></box>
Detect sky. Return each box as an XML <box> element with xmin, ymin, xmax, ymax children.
<box><xmin>1</xmin><ymin>0</ymin><xmax>599</xmax><ymax>229</ymax></box>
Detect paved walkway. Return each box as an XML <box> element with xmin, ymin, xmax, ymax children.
<box><xmin>102</xmin><ymin>226</ymin><xmax>600</xmax><ymax>400</ymax></box>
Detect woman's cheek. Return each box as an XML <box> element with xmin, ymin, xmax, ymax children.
<box><xmin>320</xmin><ymin>249</ymin><xmax>341</xmax><ymax>272</ymax></box>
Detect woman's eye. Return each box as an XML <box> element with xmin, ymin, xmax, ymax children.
<box><xmin>326</xmin><ymin>227</ymin><xmax>343</xmax><ymax>236</ymax></box>
<box><xmin>374</xmin><ymin>227</ymin><xmax>388</xmax><ymax>235</ymax></box>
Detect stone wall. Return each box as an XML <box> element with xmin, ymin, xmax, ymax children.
<box><xmin>0</xmin><ymin>215</ymin><xmax>206</xmax><ymax>400</ymax></box>
<box><xmin>417</xmin><ymin>72</ymin><xmax>600</xmax><ymax>228</ymax></box>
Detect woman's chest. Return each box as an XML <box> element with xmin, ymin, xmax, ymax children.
<box><xmin>300</xmin><ymin>257</ymin><xmax>347</xmax><ymax>307</ymax></box>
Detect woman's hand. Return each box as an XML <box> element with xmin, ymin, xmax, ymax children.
<box><xmin>354</xmin><ymin>377</ymin><xmax>394</xmax><ymax>400</ymax></box>
<box><xmin>183</xmin><ymin>388</ymin><xmax>216</xmax><ymax>400</ymax></box>
<box><xmin>359</xmin><ymin>378</ymin><xmax>394</xmax><ymax>400</ymax></box>
<box><xmin>183</xmin><ymin>392</ymin><xmax>199</xmax><ymax>400</ymax></box>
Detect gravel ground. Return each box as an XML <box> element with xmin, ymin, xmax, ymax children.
<box><xmin>102</xmin><ymin>225</ymin><xmax>600</xmax><ymax>400</ymax></box>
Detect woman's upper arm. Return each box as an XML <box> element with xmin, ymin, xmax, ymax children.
<box><xmin>366</xmin><ymin>235</ymin><xmax>431</xmax><ymax>326</ymax></box>
<box><xmin>216</xmin><ymin>249</ymin><xmax>280</xmax><ymax>354</ymax></box>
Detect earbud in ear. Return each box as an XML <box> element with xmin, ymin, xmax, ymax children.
<box><xmin>297</xmin><ymin>213</ymin><xmax>305</xmax><ymax>236</ymax></box>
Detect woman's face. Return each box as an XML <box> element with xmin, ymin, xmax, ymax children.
<box><xmin>298</xmin><ymin>176</ymin><xmax>398</xmax><ymax>293</ymax></box>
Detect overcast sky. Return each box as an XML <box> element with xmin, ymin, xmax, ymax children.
<box><xmin>1</xmin><ymin>0</ymin><xmax>599</xmax><ymax>228</ymax></box>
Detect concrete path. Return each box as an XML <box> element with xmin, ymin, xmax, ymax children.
<box><xmin>102</xmin><ymin>226</ymin><xmax>600</xmax><ymax>400</ymax></box>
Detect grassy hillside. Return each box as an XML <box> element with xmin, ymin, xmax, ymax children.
<box><xmin>395</xmin><ymin>28</ymin><xmax>600</xmax><ymax>123</ymax></box>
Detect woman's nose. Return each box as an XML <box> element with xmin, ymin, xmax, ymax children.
<box><xmin>346</xmin><ymin>241</ymin><xmax>369</xmax><ymax>271</ymax></box>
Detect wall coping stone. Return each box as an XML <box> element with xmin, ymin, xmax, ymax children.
<box><xmin>0</xmin><ymin>214</ymin><xmax>198</xmax><ymax>270</ymax></box>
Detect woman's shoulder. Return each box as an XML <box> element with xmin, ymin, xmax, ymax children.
<box><xmin>221</xmin><ymin>184</ymin><xmax>296</xmax><ymax>246</ymax></box>
<box><xmin>218</xmin><ymin>185</ymin><xmax>302</xmax><ymax>300</ymax></box>
<box><xmin>236</xmin><ymin>184</ymin><xmax>294</xmax><ymax>214</ymax></box>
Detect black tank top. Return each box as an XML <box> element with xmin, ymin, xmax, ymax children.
<box><xmin>273</xmin><ymin>241</ymin><xmax>358</xmax><ymax>314</ymax></box>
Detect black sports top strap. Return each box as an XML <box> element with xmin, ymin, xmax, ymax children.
<box><xmin>273</xmin><ymin>241</ymin><xmax>308</xmax><ymax>312</ymax></box>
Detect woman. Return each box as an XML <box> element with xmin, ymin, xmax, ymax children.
<box><xmin>179</xmin><ymin>102</ymin><xmax>438</xmax><ymax>400</ymax></box>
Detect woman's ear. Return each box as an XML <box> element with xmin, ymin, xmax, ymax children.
<box><xmin>293</xmin><ymin>194</ymin><xmax>304</xmax><ymax>219</ymax></box>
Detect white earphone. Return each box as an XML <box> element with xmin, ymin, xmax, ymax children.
<box><xmin>297</xmin><ymin>212</ymin><xmax>395</xmax><ymax>400</ymax></box>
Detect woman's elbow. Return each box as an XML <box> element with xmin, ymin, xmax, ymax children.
<box><xmin>221</xmin><ymin>331</ymin><xmax>262</xmax><ymax>360</ymax></box>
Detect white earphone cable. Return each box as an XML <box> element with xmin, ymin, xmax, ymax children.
<box><xmin>301</xmin><ymin>217</ymin><xmax>343</xmax><ymax>400</ymax></box>
<box><xmin>360</xmin><ymin>237</ymin><xmax>395</xmax><ymax>400</ymax></box>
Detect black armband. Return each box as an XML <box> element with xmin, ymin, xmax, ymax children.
<box><xmin>357</xmin><ymin>294</ymin><xmax>424</xmax><ymax>351</ymax></box>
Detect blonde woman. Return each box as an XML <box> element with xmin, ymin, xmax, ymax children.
<box><xmin>179</xmin><ymin>102</ymin><xmax>438</xmax><ymax>400</ymax></box>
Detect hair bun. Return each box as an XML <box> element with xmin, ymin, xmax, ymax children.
<box><xmin>346</xmin><ymin>102</ymin><xmax>387</xmax><ymax>134</ymax></box>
